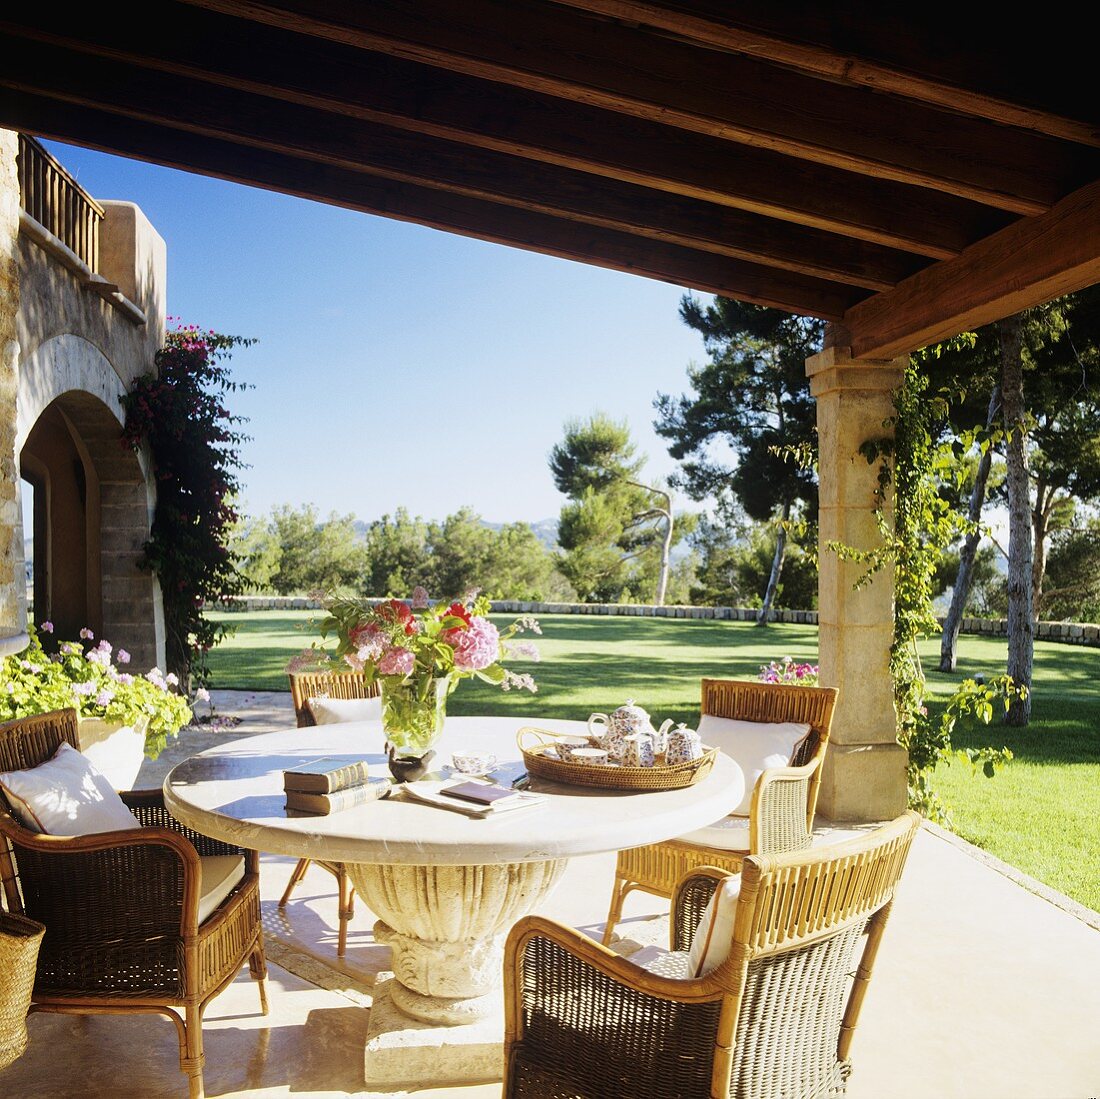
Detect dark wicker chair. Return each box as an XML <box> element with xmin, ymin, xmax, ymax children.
<box><xmin>604</xmin><ymin>678</ymin><xmax>838</xmax><ymax>944</ymax></box>
<box><xmin>279</xmin><ymin>669</ymin><xmax>381</xmax><ymax>956</ymax></box>
<box><xmin>505</xmin><ymin>811</ymin><xmax>921</xmax><ymax>1099</ymax></box>
<box><xmin>0</xmin><ymin>709</ymin><xmax>267</xmax><ymax>1099</ymax></box>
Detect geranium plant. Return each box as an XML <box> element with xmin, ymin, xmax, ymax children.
<box><xmin>758</xmin><ymin>656</ymin><xmax>819</xmax><ymax>686</ymax></box>
<box><xmin>0</xmin><ymin>624</ymin><xmax>193</xmax><ymax>758</ymax></box>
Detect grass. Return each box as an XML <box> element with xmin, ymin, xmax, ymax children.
<box><xmin>204</xmin><ymin>609</ymin><xmax>1100</xmax><ymax>912</ymax></box>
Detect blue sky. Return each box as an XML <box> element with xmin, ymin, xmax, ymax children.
<box><xmin>46</xmin><ymin>140</ymin><xmax>714</xmax><ymax>526</ymax></box>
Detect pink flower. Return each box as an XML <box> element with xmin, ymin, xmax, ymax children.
<box><xmin>378</xmin><ymin>647</ymin><xmax>415</xmax><ymax>677</ymax></box>
<box><xmin>39</xmin><ymin>620</ymin><xmax>54</xmax><ymax>634</ymax></box>
<box><xmin>448</xmin><ymin>616</ymin><xmax>500</xmax><ymax>672</ymax></box>
<box><xmin>410</xmin><ymin>586</ymin><xmax>430</xmax><ymax>609</ymax></box>
<box><xmin>195</xmin><ymin>687</ymin><xmax>211</xmax><ymax>702</ymax></box>
<box><xmin>95</xmin><ymin>689</ymin><xmax>114</xmax><ymax>707</ymax></box>
<box><xmin>117</xmin><ymin>649</ymin><xmax>131</xmax><ymax>664</ymax></box>
<box><xmin>349</xmin><ymin>623</ymin><xmax>385</xmax><ymax>660</ymax></box>
<box><xmin>72</xmin><ymin>681</ymin><xmax>96</xmax><ymax>697</ymax></box>
<box><xmin>343</xmin><ymin>651</ymin><xmax>365</xmax><ymax>672</ymax></box>
<box><xmin>79</xmin><ymin>627</ymin><xmax>94</xmax><ymax>640</ymax></box>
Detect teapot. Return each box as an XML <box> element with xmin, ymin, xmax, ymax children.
<box><xmin>665</xmin><ymin>723</ymin><xmax>704</xmax><ymax>765</ymax></box>
<box><xmin>588</xmin><ymin>700</ymin><xmax>673</xmax><ymax>761</ymax></box>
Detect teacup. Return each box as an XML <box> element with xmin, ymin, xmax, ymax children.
<box><xmin>554</xmin><ymin>734</ymin><xmax>592</xmax><ymax>762</ymax></box>
<box><xmin>450</xmin><ymin>750</ymin><xmax>498</xmax><ymax>775</ymax></box>
<box><xmin>570</xmin><ymin>747</ymin><xmax>610</xmax><ymax>766</ymax></box>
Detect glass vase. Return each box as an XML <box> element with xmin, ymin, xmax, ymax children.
<box><xmin>380</xmin><ymin>676</ymin><xmax>449</xmax><ymax>766</ymax></box>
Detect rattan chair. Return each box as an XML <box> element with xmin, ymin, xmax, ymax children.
<box><xmin>603</xmin><ymin>678</ymin><xmax>838</xmax><ymax>944</ymax></box>
<box><xmin>279</xmin><ymin>669</ymin><xmax>381</xmax><ymax>956</ymax></box>
<box><xmin>0</xmin><ymin>709</ymin><xmax>267</xmax><ymax>1099</ymax></box>
<box><xmin>505</xmin><ymin>810</ymin><xmax>921</xmax><ymax>1099</ymax></box>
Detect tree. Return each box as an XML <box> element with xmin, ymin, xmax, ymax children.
<box><xmin>1042</xmin><ymin>521</ymin><xmax>1100</xmax><ymax>621</ymax></box>
<box><xmin>121</xmin><ymin>324</ymin><xmax>254</xmax><ymax>687</ymax></box>
<box><xmin>655</xmin><ymin>298</ymin><xmax>822</xmax><ymax>625</ymax></box>
<box><xmin>1000</xmin><ymin>315</ymin><xmax>1033</xmax><ymax>726</ymax></box>
<box><xmin>363</xmin><ymin>509</ymin><xmax>432</xmax><ymax>596</ymax></box>
<box><xmin>256</xmin><ymin>504</ymin><xmax>369</xmax><ymax>595</ymax></box>
<box><xmin>549</xmin><ymin>414</ymin><xmax>675</xmax><ymax>603</ymax></box>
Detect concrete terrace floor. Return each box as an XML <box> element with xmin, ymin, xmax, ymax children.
<box><xmin>2</xmin><ymin>690</ymin><xmax>1098</xmax><ymax>1099</ymax></box>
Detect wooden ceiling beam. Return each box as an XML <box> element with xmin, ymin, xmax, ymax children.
<box><xmin>0</xmin><ymin>14</ymin><xmax>1007</xmax><ymax>259</ymax></box>
<box><xmin>552</xmin><ymin>0</ymin><xmax>1100</xmax><ymax>147</ymax></box>
<box><xmin>844</xmin><ymin>180</ymin><xmax>1100</xmax><ymax>359</ymax></box>
<box><xmin>0</xmin><ymin>41</ymin><xmax>924</xmax><ymax>291</ymax></box>
<box><xmin>180</xmin><ymin>0</ymin><xmax>1095</xmax><ymax>214</ymax></box>
<box><xmin>2</xmin><ymin>92</ymin><xmax>866</xmax><ymax>319</ymax></box>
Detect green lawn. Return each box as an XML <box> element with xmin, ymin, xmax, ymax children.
<box><xmin>205</xmin><ymin>609</ymin><xmax>1100</xmax><ymax>912</ymax></box>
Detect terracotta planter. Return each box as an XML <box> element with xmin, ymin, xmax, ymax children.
<box><xmin>76</xmin><ymin>716</ymin><xmax>150</xmax><ymax>789</ymax></box>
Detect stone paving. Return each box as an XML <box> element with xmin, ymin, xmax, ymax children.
<box><xmin>2</xmin><ymin>690</ymin><xmax>1099</xmax><ymax>1097</ymax></box>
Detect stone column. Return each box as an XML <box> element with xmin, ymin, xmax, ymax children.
<box><xmin>807</xmin><ymin>344</ymin><xmax>908</xmax><ymax>821</ymax></box>
<box><xmin>0</xmin><ymin>130</ymin><xmax>28</xmax><ymax>653</ymax></box>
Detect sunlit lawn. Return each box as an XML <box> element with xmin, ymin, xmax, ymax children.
<box><xmin>205</xmin><ymin>609</ymin><xmax>1100</xmax><ymax>912</ymax></box>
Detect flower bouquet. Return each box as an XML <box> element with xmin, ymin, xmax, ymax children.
<box><xmin>0</xmin><ymin>624</ymin><xmax>194</xmax><ymax>757</ymax></box>
<box><xmin>295</xmin><ymin>588</ymin><xmax>539</xmax><ymax>778</ymax></box>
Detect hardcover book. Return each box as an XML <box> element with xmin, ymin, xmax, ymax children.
<box><xmin>399</xmin><ymin>781</ymin><xmax>546</xmax><ymax>818</ymax></box>
<box><xmin>284</xmin><ymin>777</ymin><xmax>392</xmax><ymax>816</ymax></box>
<box><xmin>283</xmin><ymin>757</ymin><xmax>371</xmax><ymax>795</ymax></box>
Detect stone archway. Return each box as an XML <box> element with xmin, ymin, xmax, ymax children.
<box><xmin>17</xmin><ymin>333</ymin><xmax>164</xmax><ymax>669</ymax></box>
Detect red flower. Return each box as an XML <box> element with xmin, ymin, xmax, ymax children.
<box><xmin>446</xmin><ymin>602</ymin><xmax>472</xmax><ymax>627</ymax></box>
<box><xmin>377</xmin><ymin>599</ymin><xmax>417</xmax><ymax>636</ymax></box>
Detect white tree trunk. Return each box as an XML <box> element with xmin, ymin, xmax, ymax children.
<box><xmin>1000</xmin><ymin>316</ymin><xmax>1033</xmax><ymax>726</ymax></box>
<box><xmin>656</xmin><ymin>507</ymin><xmax>673</xmax><ymax>606</ymax></box>
<box><xmin>939</xmin><ymin>385</ymin><xmax>1000</xmax><ymax>672</ymax></box>
<box><xmin>756</xmin><ymin>503</ymin><xmax>790</xmax><ymax>627</ymax></box>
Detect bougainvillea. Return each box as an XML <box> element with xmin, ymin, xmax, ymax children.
<box><xmin>121</xmin><ymin>322</ymin><xmax>255</xmax><ymax>688</ymax></box>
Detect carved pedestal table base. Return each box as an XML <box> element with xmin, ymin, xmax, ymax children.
<box><xmin>348</xmin><ymin>858</ymin><xmax>566</xmax><ymax>1085</ymax></box>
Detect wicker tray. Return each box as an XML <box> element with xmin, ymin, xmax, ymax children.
<box><xmin>517</xmin><ymin>727</ymin><xmax>717</xmax><ymax>791</ymax></box>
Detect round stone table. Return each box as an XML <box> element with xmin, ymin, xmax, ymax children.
<box><xmin>163</xmin><ymin>717</ymin><xmax>744</xmax><ymax>1087</ymax></box>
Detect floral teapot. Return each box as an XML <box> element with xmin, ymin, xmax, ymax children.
<box><xmin>588</xmin><ymin>700</ymin><xmax>674</xmax><ymax>761</ymax></box>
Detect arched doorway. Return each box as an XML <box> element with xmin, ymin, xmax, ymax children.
<box><xmin>17</xmin><ymin>335</ymin><xmax>163</xmax><ymax>669</ymax></box>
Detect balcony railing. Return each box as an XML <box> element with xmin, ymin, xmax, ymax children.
<box><xmin>17</xmin><ymin>133</ymin><xmax>104</xmax><ymax>272</ymax></box>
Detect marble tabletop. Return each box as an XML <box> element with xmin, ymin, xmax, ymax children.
<box><xmin>163</xmin><ymin>716</ymin><xmax>745</xmax><ymax>866</ymax></box>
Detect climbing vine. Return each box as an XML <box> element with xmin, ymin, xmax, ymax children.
<box><xmin>830</xmin><ymin>360</ymin><xmax>1019</xmax><ymax>822</ymax></box>
<box><xmin>121</xmin><ymin>322</ymin><xmax>255</xmax><ymax>689</ymax></box>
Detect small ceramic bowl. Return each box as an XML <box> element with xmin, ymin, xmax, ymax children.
<box><xmin>554</xmin><ymin>735</ymin><xmax>592</xmax><ymax>761</ymax></box>
<box><xmin>450</xmin><ymin>750</ymin><xmax>498</xmax><ymax>775</ymax></box>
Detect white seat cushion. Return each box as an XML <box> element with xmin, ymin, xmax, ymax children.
<box><xmin>630</xmin><ymin>945</ymin><xmax>693</xmax><ymax>980</ymax></box>
<box><xmin>307</xmin><ymin>696</ymin><xmax>382</xmax><ymax>724</ymax></box>
<box><xmin>687</xmin><ymin>875</ymin><xmax>742</xmax><ymax>977</ymax></box>
<box><xmin>698</xmin><ymin>715</ymin><xmax>810</xmax><ymax>815</ymax></box>
<box><xmin>197</xmin><ymin>855</ymin><xmax>246</xmax><ymax>924</ymax></box>
<box><xmin>676</xmin><ymin>813</ymin><xmax>750</xmax><ymax>852</ymax></box>
<box><xmin>0</xmin><ymin>741</ymin><xmax>140</xmax><ymax>836</ymax></box>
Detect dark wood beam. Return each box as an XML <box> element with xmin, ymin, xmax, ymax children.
<box><xmin>0</xmin><ymin>40</ymin><xmax>924</xmax><ymax>291</ymax></box>
<box><xmin>1</xmin><ymin>92</ymin><xmax>867</xmax><ymax>319</ymax></box>
<box><xmin>181</xmin><ymin>0</ymin><xmax>1096</xmax><ymax>214</ymax></box>
<box><xmin>0</xmin><ymin>10</ymin><xmax>1009</xmax><ymax>259</ymax></box>
<box><xmin>552</xmin><ymin>1</ymin><xmax>1100</xmax><ymax>147</ymax></box>
<box><xmin>844</xmin><ymin>181</ymin><xmax>1100</xmax><ymax>359</ymax></box>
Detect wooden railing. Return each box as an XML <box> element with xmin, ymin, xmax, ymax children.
<box><xmin>17</xmin><ymin>133</ymin><xmax>104</xmax><ymax>272</ymax></box>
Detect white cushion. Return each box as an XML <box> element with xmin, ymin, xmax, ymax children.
<box><xmin>676</xmin><ymin>813</ymin><xmax>750</xmax><ymax>852</ymax></box>
<box><xmin>698</xmin><ymin>715</ymin><xmax>810</xmax><ymax>815</ymax></box>
<box><xmin>687</xmin><ymin>875</ymin><xmax>742</xmax><ymax>977</ymax></box>
<box><xmin>197</xmin><ymin>855</ymin><xmax>246</xmax><ymax>924</ymax></box>
<box><xmin>630</xmin><ymin>945</ymin><xmax>693</xmax><ymax>980</ymax></box>
<box><xmin>307</xmin><ymin>695</ymin><xmax>382</xmax><ymax>724</ymax></box>
<box><xmin>0</xmin><ymin>741</ymin><xmax>140</xmax><ymax>836</ymax></box>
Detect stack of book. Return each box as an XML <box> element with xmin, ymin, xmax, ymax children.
<box><xmin>399</xmin><ymin>779</ymin><xmax>547</xmax><ymax>818</ymax></box>
<box><xmin>283</xmin><ymin>757</ymin><xmax>391</xmax><ymax>815</ymax></box>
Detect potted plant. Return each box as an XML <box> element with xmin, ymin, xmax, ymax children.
<box><xmin>0</xmin><ymin>624</ymin><xmax>193</xmax><ymax>787</ymax></box>
<box><xmin>295</xmin><ymin>588</ymin><xmax>540</xmax><ymax>780</ymax></box>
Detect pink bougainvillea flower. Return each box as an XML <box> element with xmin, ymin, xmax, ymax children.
<box><xmin>39</xmin><ymin>620</ymin><xmax>54</xmax><ymax>634</ymax></box>
<box><xmin>378</xmin><ymin>647</ymin><xmax>415</xmax><ymax>677</ymax></box>
<box><xmin>448</xmin><ymin>616</ymin><xmax>500</xmax><ymax>672</ymax></box>
<box><xmin>79</xmin><ymin>627</ymin><xmax>94</xmax><ymax>640</ymax></box>
<box><xmin>410</xmin><ymin>586</ymin><xmax>430</xmax><ymax>609</ymax></box>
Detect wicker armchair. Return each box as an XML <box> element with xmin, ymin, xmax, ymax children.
<box><xmin>604</xmin><ymin>678</ymin><xmax>838</xmax><ymax>944</ymax></box>
<box><xmin>279</xmin><ymin>670</ymin><xmax>381</xmax><ymax>956</ymax></box>
<box><xmin>505</xmin><ymin>811</ymin><xmax>921</xmax><ymax>1099</ymax></box>
<box><xmin>0</xmin><ymin>709</ymin><xmax>267</xmax><ymax>1099</ymax></box>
